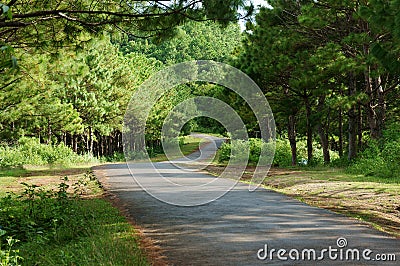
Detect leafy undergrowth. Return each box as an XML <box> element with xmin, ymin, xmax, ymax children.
<box><xmin>0</xmin><ymin>137</ymin><xmax>99</xmax><ymax>169</ymax></box>
<box><xmin>206</xmin><ymin>165</ymin><xmax>400</xmax><ymax>238</ymax></box>
<box><xmin>149</xmin><ymin>136</ymin><xmax>204</xmax><ymax>162</ymax></box>
<box><xmin>0</xmin><ymin>167</ymin><xmax>149</xmax><ymax>266</ymax></box>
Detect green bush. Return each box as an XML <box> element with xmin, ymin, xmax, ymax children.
<box><xmin>217</xmin><ymin>138</ymin><xmax>290</xmax><ymax>166</ymax></box>
<box><xmin>296</xmin><ymin>139</ymin><xmax>339</xmax><ymax>166</ymax></box>
<box><xmin>217</xmin><ymin>141</ymin><xmax>232</xmax><ymax>163</ymax></box>
<box><xmin>347</xmin><ymin>124</ymin><xmax>400</xmax><ymax>178</ymax></box>
<box><xmin>101</xmin><ymin>152</ymin><xmax>126</xmax><ymax>163</ymax></box>
<box><xmin>273</xmin><ymin>139</ymin><xmax>292</xmax><ymax>167</ymax></box>
<box><xmin>0</xmin><ymin>137</ymin><xmax>96</xmax><ymax>168</ymax></box>
<box><xmin>0</xmin><ymin>175</ymin><xmax>147</xmax><ymax>265</ymax></box>
<box><xmin>217</xmin><ymin>138</ymin><xmax>341</xmax><ymax>167</ymax></box>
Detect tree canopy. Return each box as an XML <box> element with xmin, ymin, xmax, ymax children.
<box><xmin>236</xmin><ymin>0</ymin><xmax>400</xmax><ymax>164</ymax></box>
<box><xmin>0</xmin><ymin>0</ymin><xmax>252</xmax><ymax>47</ymax></box>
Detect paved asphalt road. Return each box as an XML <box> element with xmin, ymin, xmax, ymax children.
<box><xmin>94</xmin><ymin>134</ymin><xmax>399</xmax><ymax>265</ymax></box>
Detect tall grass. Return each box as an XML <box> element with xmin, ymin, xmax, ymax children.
<box><xmin>0</xmin><ymin>137</ymin><xmax>98</xmax><ymax>168</ymax></box>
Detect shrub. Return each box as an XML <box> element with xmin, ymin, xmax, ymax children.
<box><xmin>217</xmin><ymin>142</ymin><xmax>232</xmax><ymax>163</ymax></box>
<box><xmin>0</xmin><ymin>230</ymin><xmax>22</xmax><ymax>266</ymax></box>
<box><xmin>217</xmin><ymin>138</ymin><xmax>340</xmax><ymax>167</ymax></box>
<box><xmin>0</xmin><ymin>137</ymin><xmax>96</xmax><ymax>168</ymax></box>
<box><xmin>101</xmin><ymin>152</ymin><xmax>126</xmax><ymax>163</ymax></box>
<box><xmin>347</xmin><ymin>124</ymin><xmax>400</xmax><ymax>178</ymax></box>
<box><xmin>296</xmin><ymin>139</ymin><xmax>340</xmax><ymax>166</ymax></box>
<box><xmin>217</xmin><ymin>138</ymin><xmax>291</xmax><ymax>166</ymax></box>
<box><xmin>273</xmin><ymin>139</ymin><xmax>292</xmax><ymax>167</ymax></box>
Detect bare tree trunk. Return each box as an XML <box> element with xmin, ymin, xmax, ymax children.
<box><xmin>304</xmin><ymin>97</ymin><xmax>313</xmax><ymax>163</ymax></box>
<box><xmin>73</xmin><ymin>134</ymin><xmax>78</xmax><ymax>153</ymax></box>
<box><xmin>365</xmin><ymin>66</ymin><xmax>379</xmax><ymax>139</ymax></box>
<box><xmin>375</xmin><ymin>76</ymin><xmax>386</xmax><ymax>138</ymax></box>
<box><xmin>348</xmin><ymin>74</ymin><xmax>357</xmax><ymax>160</ymax></box>
<box><xmin>63</xmin><ymin>132</ymin><xmax>67</xmax><ymax>146</ymax></box>
<box><xmin>318</xmin><ymin>125</ymin><xmax>330</xmax><ymax>164</ymax></box>
<box><xmin>288</xmin><ymin>115</ymin><xmax>297</xmax><ymax>166</ymax></box>
<box><xmin>364</xmin><ymin>49</ymin><xmax>386</xmax><ymax>139</ymax></box>
<box><xmin>47</xmin><ymin>119</ymin><xmax>52</xmax><ymax>144</ymax></box>
<box><xmin>109</xmin><ymin>135</ymin><xmax>113</xmax><ymax>156</ymax></box>
<box><xmin>89</xmin><ymin>126</ymin><xmax>94</xmax><ymax>155</ymax></box>
<box><xmin>357</xmin><ymin>103</ymin><xmax>363</xmax><ymax>151</ymax></box>
<box><xmin>99</xmin><ymin>134</ymin><xmax>104</xmax><ymax>156</ymax></box>
<box><xmin>317</xmin><ymin>96</ymin><xmax>330</xmax><ymax>164</ymax></box>
<box><xmin>38</xmin><ymin>126</ymin><xmax>41</xmax><ymax>143</ymax></box>
<box><xmin>338</xmin><ymin>107</ymin><xmax>343</xmax><ymax>157</ymax></box>
<box><xmin>348</xmin><ymin>108</ymin><xmax>357</xmax><ymax>160</ymax></box>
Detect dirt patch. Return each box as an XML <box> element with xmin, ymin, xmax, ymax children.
<box><xmin>205</xmin><ymin>165</ymin><xmax>400</xmax><ymax>238</ymax></box>
<box><xmin>14</xmin><ymin>173</ymin><xmax>97</xmax><ymax>197</ymax></box>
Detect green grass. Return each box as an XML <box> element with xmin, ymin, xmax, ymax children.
<box><xmin>18</xmin><ymin>199</ymin><xmax>148</xmax><ymax>266</ymax></box>
<box><xmin>0</xmin><ymin>166</ymin><xmax>149</xmax><ymax>266</ymax></box>
<box><xmin>290</xmin><ymin>166</ymin><xmax>400</xmax><ymax>184</ymax></box>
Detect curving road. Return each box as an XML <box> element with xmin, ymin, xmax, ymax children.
<box><xmin>94</xmin><ymin>134</ymin><xmax>399</xmax><ymax>265</ymax></box>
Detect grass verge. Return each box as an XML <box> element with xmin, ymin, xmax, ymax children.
<box><xmin>0</xmin><ymin>165</ymin><xmax>149</xmax><ymax>266</ymax></box>
<box><xmin>205</xmin><ymin>165</ymin><xmax>400</xmax><ymax>238</ymax></box>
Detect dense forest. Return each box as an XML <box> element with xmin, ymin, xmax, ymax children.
<box><xmin>1</xmin><ymin>0</ymin><xmax>400</xmax><ymax>177</ymax></box>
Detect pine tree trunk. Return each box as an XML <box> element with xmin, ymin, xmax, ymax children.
<box><xmin>109</xmin><ymin>136</ymin><xmax>113</xmax><ymax>156</ymax></box>
<box><xmin>304</xmin><ymin>97</ymin><xmax>313</xmax><ymax>163</ymax></box>
<box><xmin>357</xmin><ymin>103</ymin><xmax>363</xmax><ymax>151</ymax></box>
<box><xmin>63</xmin><ymin>132</ymin><xmax>67</xmax><ymax>146</ymax></box>
<box><xmin>99</xmin><ymin>135</ymin><xmax>104</xmax><ymax>157</ymax></box>
<box><xmin>89</xmin><ymin>126</ymin><xmax>94</xmax><ymax>155</ymax></box>
<box><xmin>364</xmin><ymin>55</ymin><xmax>385</xmax><ymax>139</ymax></box>
<box><xmin>288</xmin><ymin>115</ymin><xmax>297</xmax><ymax>166</ymax></box>
<box><xmin>348</xmin><ymin>108</ymin><xmax>357</xmax><ymax>160</ymax></box>
<box><xmin>318</xmin><ymin>125</ymin><xmax>330</xmax><ymax>164</ymax></box>
<box><xmin>338</xmin><ymin>107</ymin><xmax>343</xmax><ymax>157</ymax></box>
<box><xmin>47</xmin><ymin>119</ymin><xmax>52</xmax><ymax>144</ymax></box>
<box><xmin>73</xmin><ymin>135</ymin><xmax>78</xmax><ymax>153</ymax></box>
<box><xmin>375</xmin><ymin>76</ymin><xmax>386</xmax><ymax>138</ymax></box>
<box><xmin>348</xmin><ymin>73</ymin><xmax>357</xmax><ymax>160</ymax></box>
<box><xmin>317</xmin><ymin>96</ymin><xmax>330</xmax><ymax>164</ymax></box>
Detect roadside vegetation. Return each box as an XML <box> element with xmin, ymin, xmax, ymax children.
<box><xmin>0</xmin><ymin>166</ymin><xmax>149</xmax><ymax>266</ymax></box>
<box><xmin>0</xmin><ymin>135</ymin><xmax>204</xmax><ymax>265</ymax></box>
<box><xmin>1</xmin><ymin>0</ymin><xmax>400</xmax><ymax>261</ymax></box>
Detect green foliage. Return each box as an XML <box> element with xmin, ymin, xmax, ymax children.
<box><xmin>296</xmin><ymin>140</ymin><xmax>340</xmax><ymax>166</ymax></box>
<box><xmin>218</xmin><ymin>138</ymin><xmax>290</xmax><ymax>166</ymax></box>
<box><xmin>217</xmin><ymin>138</ymin><xmax>341</xmax><ymax>167</ymax></box>
<box><xmin>0</xmin><ymin>230</ymin><xmax>22</xmax><ymax>266</ymax></box>
<box><xmin>1</xmin><ymin>35</ymin><xmax>160</xmax><ymax>157</ymax></box>
<box><xmin>121</xmin><ymin>21</ymin><xmax>241</xmax><ymax>64</ymax></box>
<box><xmin>1</xmin><ymin>1</ymin><xmax>249</xmax><ymax>48</ymax></box>
<box><xmin>235</xmin><ymin>0</ymin><xmax>400</xmax><ymax>167</ymax></box>
<box><xmin>273</xmin><ymin>140</ymin><xmax>293</xmax><ymax>167</ymax></box>
<box><xmin>0</xmin><ymin>137</ymin><xmax>96</xmax><ymax>168</ymax></box>
<box><xmin>348</xmin><ymin>124</ymin><xmax>400</xmax><ymax>178</ymax></box>
<box><xmin>0</xmin><ymin>175</ymin><xmax>147</xmax><ymax>265</ymax></box>
<box><xmin>100</xmin><ymin>152</ymin><xmax>126</xmax><ymax>163</ymax></box>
